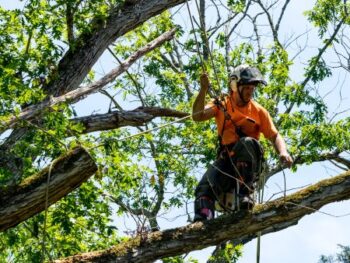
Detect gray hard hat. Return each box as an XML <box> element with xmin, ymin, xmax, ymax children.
<box><xmin>230</xmin><ymin>64</ymin><xmax>267</xmax><ymax>86</ymax></box>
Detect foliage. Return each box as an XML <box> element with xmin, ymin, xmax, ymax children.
<box><xmin>208</xmin><ymin>243</ymin><xmax>243</xmax><ymax>263</ymax></box>
<box><xmin>0</xmin><ymin>0</ymin><xmax>350</xmax><ymax>262</ymax></box>
<box><xmin>162</xmin><ymin>256</ymin><xmax>199</xmax><ymax>263</ymax></box>
<box><xmin>318</xmin><ymin>245</ymin><xmax>350</xmax><ymax>263</ymax></box>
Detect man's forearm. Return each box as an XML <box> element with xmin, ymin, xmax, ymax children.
<box><xmin>273</xmin><ymin>133</ymin><xmax>288</xmax><ymax>155</ymax></box>
<box><xmin>192</xmin><ymin>89</ymin><xmax>207</xmax><ymax>121</ymax></box>
<box><xmin>192</xmin><ymin>73</ymin><xmax>211</xmax><ymax>121</ymax></box>
<box><xmin>272</xmin><ymin>133</ymin><xmax>293</xmax><ymax>167</ymax></box>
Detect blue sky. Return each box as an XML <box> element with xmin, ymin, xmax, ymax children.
<box><xmin>1</xmin><ymin>0</ymin><xmax>349</xmax><ymax>262</ymax></box>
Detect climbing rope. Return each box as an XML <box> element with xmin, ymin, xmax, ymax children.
<box><xmin>193</xmin><ymin>0</ymin><xmax>223</xmax><ymax>93</ymax></box>
<box><xmin>185</xmin><ymin>0</ymin><xmax>221</xmax><ymax>98</ymax></box>
<box><xmin>41</xmin><ymin>161</ymin><xmax>54</xmax><ymax>263</ymax></box>
<box><xmin>256</xmin><ymin>163</ymin><xmax>267</xmax><ymax>263</ymax></box>
<box><xmin>185</xmin><ymin>0</ymin><xmax>206</xmax><ymax>73</ymax></box>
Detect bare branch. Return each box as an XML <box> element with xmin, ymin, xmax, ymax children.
<box><xmin>107</xmin><ymin>47</ymin><xmax>147</xmax><ymax>106</ymax></box>
<box><xmin>265</xmin><ymin>150</ymin><xmax>350</xmax><ymax>182</ymax></box>
<box><xmin>254</xmin><ymin>0</ymin><xmax>281</xmax><ymax>46</ymax></box>
<box><xmin>275</xmin><ymin>0</ymin><xmax>291</xmax><ymax>33</ymax></box>
<box><xmin>70</xmin><ymin>106</ymin><xmax>188</xmax><ymax>134</ymax></box>
<box><xmin>0</xmin><ymin>29</ymin><xmax>176</xmax><ymax>134</ymax></box>
<box><xmin>284</xmin><ymin>19</ymin><xmax>345</xmax><ymax>115</ymax></box>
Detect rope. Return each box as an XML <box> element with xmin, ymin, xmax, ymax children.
<box><xmin>41</xmin><ymin>161</ymin><xmax>54</xmax><ymax>263</ymax></box>
<box><xmin>281</xmin><ymin>164</ymin><xmax>287</xmax><ymax>202</ymax></box>
<box><xmin>184</xmin><ymin>0</ymin><xmax>220</xmax><ymax>98</ymax></box>
<box><xmin>256</xmin><ymin>165</ymin><xmax>267</xmax><ymax>263</ymax></box>
<box><xmin>185</xmin><ymin>0</ymin><xmax>206</xmax><ymax>72</ymax></box>
<box><xmin>193</xmin><ymin>0</ymin><xmax>222</xmax><ymax>94</ymax></box>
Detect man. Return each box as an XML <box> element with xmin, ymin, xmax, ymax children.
<box><xmin>192</xmin><ymin>64</ymin><xmax>293</xmax><ymax>221</ymax></box>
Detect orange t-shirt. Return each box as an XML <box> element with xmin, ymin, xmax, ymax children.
<box><xmin>207</xmin><ymin>93</ymin><xmax>278</xmax><ymax>145</ymax></box>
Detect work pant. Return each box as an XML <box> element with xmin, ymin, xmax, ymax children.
<box><xmin>195</xmin><ymin>155</ymin><xmax>255</xmax><ymax>201</ymax></box>
<box><xmin>194</xmin><ymin>137</ymin><xmax>263</xmax><ymax>215</ymax></box>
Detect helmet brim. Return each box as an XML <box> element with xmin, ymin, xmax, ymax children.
<box><xmin>239</xmin><ymin>79</ymin><xmax>267</xmax><ymax>86</ymax></box>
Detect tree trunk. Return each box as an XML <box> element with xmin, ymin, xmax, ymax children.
<box><xmin>0</xmin><ymin>147</ymin><xmax>97</xmax><ymax>232</ymax></box>
<box><xmin>54</xmin><ymin>169</ymin><xmax>350</xmax><ymax>263</ymax></box>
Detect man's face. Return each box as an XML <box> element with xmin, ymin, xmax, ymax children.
<box><xmin>238</xmin><ymin>84</ymin><xmax>256</xmax><ymax>103</ymax></box>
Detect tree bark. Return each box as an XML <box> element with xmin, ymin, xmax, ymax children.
<box><xmin>0</xmin><ymin>147</ymin><xmax>97</xmax><ymax>232</ymax></box>
<box><xmin>46</xmin><ymin>0</ymin><xmax>186</xmax><ymax>96</ymax></box>
<box><xmin>54</xmin><ymin>169</ymin><xmax>350</xmax><ymax>263</ymax></box>
<box><xmin>71</xmin><ymin>107</ymin><xmax>188</xmax><ymax>134</ymax></box>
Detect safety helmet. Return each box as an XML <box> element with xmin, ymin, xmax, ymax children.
<box><xmin>230</xmin><ymin>64</ymin><xmax>267</xmax><ymax>86</ymax></box>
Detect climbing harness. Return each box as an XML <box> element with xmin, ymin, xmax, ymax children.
<box><xmin>210</xmin><ymin>93</ymin><xmax>265</xmax><ymax>211</ymax></box>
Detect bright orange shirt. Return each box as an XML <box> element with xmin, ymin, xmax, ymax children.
<box><xmin>207</xmin><ymin>92</ymin><xmax>278</xmax><ymax>145</ymax></box>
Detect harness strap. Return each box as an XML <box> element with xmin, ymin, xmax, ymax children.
<box><xmin>213</xmin><ymin>95</ymin><xmax>247</xmax><ymax>156</ymax></box>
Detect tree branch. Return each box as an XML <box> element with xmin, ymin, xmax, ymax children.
<box><xmin>70</xmin><ymin>107</ymin><xmax>188</xmax><ymax>134</ymax></box>
<box><xmin>284</xmin><ymin>19</ymin><xmax>345</xmax><ymax>115</ymax></box>
<box><xmin>54</xmin><ymin>169</ymin><xmax>350</xmax><ymax>263</ymax></box>
<box><xmin>0</xmin><ymin>29</ymin><xmax>176</xmax><ymax>134</ymax></box>
<box><xmin>265</xmin><ymin>150</ymin><xmax>350</xmax><ymax>182</ymax></box>
<box><xmin>0</xmin><ymin>147</ymin><xmax>97</xmax><ymax>232</ymax></box>
<box><xmin>275</xmin><ymin>0</ymin><xmax>291</xmax><ymax>33</ymax></box>
<box><xmin>66</xmin><ymin>2</ymin><xmax>75</xmax><ymax>45</ymax></box>
<box><xmin>45</xmin><ymin>0</ymin><xmax>187</xmax><ymax>96</ymax></box>
<box><xmin>0</xmin><ymin>1</ymin><xmax>184</xmax><ymax>174</ymax></box>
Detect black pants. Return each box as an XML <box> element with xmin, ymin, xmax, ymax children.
<box><xmin>195</xmin><ymin>137</ymin><xmax>263</xmax><ymax>205</ymax></box>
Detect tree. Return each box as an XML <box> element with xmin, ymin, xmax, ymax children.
<box><xmin>0</xmin><ymin>0</ymin><xmax>349</xmax><ymax>262</ymax></box>
<box><xmin>319</xmin><ymin>245</ymin><xmax>350</xmax><ymax>263</ymax></box>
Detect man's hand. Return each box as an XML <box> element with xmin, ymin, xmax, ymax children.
<box><xmin>200</xmin><ymin>72</ymin><xmax>210</xmax><ymax>93</ymax></box>
<box><xmin>279</xmin><ymin>152</ymin><xmax>293</xmax><ymax>168</ymax></box>
<box><xmin>271</xmin><ymin>134</ymin><xmax>293</xmax><ymax>168</ymax></box>
<box><xmin>192</xmin><ymin>72</ymin><xmax>215</xmax><ymax>122</ymax></box>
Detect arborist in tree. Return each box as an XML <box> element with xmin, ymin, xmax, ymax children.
<box><xmin>192</xmin><ymin>64</ymin><xmax>293</xmax><ymax>221</ymax></box>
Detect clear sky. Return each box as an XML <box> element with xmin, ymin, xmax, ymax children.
<box><xmin>1</xmin><ymin>1</ymin><xmax>349</xmax><ymax>262</ymax></box>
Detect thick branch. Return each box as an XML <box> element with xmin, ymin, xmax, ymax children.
<box><xmin>46</xmin><ymin>0</ymin><xmax>186</xmax><ymax>96</ymax></box>
<box><xmin>55</xmin><ymin>170</ymin><xmax>350</xmax><ymax>263</ymax></box>
<box><xmin>71</xmin><ymin>107</ymin><xmax>188</xmax><ymax>134</ymax></box>
<box><xmin>0</xmin><ymin>29</ymin><xmax>176</xmax><ymax>134</ymax></box>
<box><xmin>0</xmin><ymin>147</ymin><xmax>97</xmax><ymax>232</ymax></box>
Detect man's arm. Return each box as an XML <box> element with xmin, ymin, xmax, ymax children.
<box><xmin>192</xmin><ymin>73</ymin><xmax>216</xmax><ymax>121</ymax></box>
<box><xmin>270</xmin><ymin>133</ymin><xmax>293</xmax><ymax>167</ymax></box>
